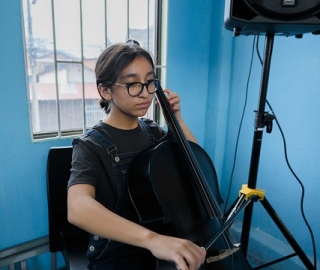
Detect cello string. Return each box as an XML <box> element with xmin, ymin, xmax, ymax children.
<box><xmin>156</xmin><ymin>83</ymin><xmax>242</xmax><ymax>267</ymax></box>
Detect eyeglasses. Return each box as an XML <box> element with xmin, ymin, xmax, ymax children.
<box><xmin>109</xmin><ymin>78</ymin><xmax>159</xmax><ymax>97</ymax></box>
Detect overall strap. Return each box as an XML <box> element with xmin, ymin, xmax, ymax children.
<box><xmin>84</xmin><ymin>129</ymin><xmax>120</xmax><ymax>162</ymax></box>
<box><xmin>139</xmin><ymin>118</ymin><xmax>155</xmax><ymax>144</ymax></box>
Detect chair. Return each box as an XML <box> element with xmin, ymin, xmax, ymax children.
<box><xmin>46</xmin><ymin>146</ymin><xmax>88</xmax><ymax>270</ymax></box>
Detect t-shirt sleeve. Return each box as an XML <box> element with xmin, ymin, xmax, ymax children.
<box><xmin>68</xmin><ymin>137</ymin><xmax>104</xmax><ymax>189</ymax></box>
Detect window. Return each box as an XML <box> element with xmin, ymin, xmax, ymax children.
<box><xmin>22</xmin><ymin>0</ymin><xmax>167</xmax><ymax>140</ymax></box>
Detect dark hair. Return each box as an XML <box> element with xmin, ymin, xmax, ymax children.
<box><xmin>95</xmin><ymin>41</ymin><xmax>155</xmax><ymax>114</ymax></box>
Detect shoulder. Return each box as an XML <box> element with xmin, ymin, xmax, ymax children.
<box><xmin>75</xmin><ymin>121</ymin><xmax>113</xmax><ymax>146</ymax></box>
<box><xmin>70</xmin><ymin>127</ymin><xmax>114</xmax><ymax>188</ymax></box>
<box><xmin>72</xmin><ymin>122</ymin><xmax>112</xmax><ymax>156</ymax></box>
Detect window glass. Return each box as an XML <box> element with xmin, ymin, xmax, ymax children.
<box><xmin>22</xmin><ymin>0</ymin><xmax>164</xmax><ymax>139</ymax></box>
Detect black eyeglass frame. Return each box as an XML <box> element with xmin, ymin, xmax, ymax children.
<box><xmin>104</xmin><ymin>78</ymin><xmax>159</xmax><ymax>97</ymax></box>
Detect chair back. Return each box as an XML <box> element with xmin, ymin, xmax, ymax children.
<box><xmin>46</xmin><ymin>146</ymin><xmax>88</xmax><ymax>269</ymax></box>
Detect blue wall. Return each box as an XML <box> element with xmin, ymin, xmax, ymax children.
<box><xmin>0</xmin><ymin>1</ymin><xmax>72</xmax><ymax>267</ymax></box>
<box><xmin>1</xmin><ymin>0</ymin><xmax>319</xmax><ymax>269</ymax></box>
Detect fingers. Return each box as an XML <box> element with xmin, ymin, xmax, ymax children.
<box><xmin>184</xmin><ymin>244</ymin><xmax>206</xmax><ymax>270</ymax></box>
<box><xmin>148</xmin><ymin>234</ymin><xmax>206</xmax><ymax>270</ymax></box>
<box><xmin>154</xmin><ymin>88</ymin><xmax>178</xmax><ymax>104</ymax></box>
<box><xmin>163</xmin><ymin>88</ymin><xmax>181</xmax><ymax>117</ymax></box>
<box><xmin>171</xmin><ymin>240</ymin><xmax>206</xmax><ymax>270</ymax></box>
<box><xmin>163</xmin><ymin>89</ymin><xmax>179</xmax><ymax>105</ymax></box>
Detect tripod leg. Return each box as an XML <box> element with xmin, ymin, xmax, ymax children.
<box><xmin>241</xmin><ymin>201</ymin><xmax>254</xmax><ymax>255</ymax></box>
<box><xmin>261</xmin><ymin>196</ymin><xmax>314</xmax><ymax>270</ymax></box>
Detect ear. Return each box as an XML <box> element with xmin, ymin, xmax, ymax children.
<box><xmin>98</xmin><ymin>85</ymin><xmax>112</xmax><ymax>100</ymax></box>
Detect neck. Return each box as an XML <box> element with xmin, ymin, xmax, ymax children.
<box><xmin>103</xmin><ymin>114</ymin><xmax>139</xmax><ymax>130</ymax></box>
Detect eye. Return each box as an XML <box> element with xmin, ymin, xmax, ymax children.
<box><xmin>147</xmin><ymin>79</ymin><xmax>157</xmax><ymax>85</ymax></box>
<box><xmin>126</xmin><ymin>82</ymin><xmax>140</xmax><ymax>87</ymax></box>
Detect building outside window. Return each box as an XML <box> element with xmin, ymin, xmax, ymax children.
<box><xmin>22</xmin><ymin>0</ymin><xmax>167</xmax><ymax>140</ymax></box>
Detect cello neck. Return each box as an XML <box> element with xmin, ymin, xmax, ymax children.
<box><xmin>155</xmin><ymin>84</ymin><xmax>188</xmax><ymax>148</ymax></box>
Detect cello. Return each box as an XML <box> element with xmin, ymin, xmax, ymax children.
<box><xmin>127</xmin><ymin>81</ymin><xmax>251</xmax><ymax>269</ymax></box>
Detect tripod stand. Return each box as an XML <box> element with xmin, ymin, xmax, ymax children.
<box><xmin>227</xmin><ymin>32</ymin><xmax>315</xmax><ymax>269</ymax></box>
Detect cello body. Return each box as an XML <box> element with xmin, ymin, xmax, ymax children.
<box><xmin>128</xmin><ymin>140</ymin><xmax>251</xmax><ymax>269</ymax></box>
<box><xmin>127</xmin><ymin>83</ymin><xmax>251</xmax><ymax>269</ymax></box>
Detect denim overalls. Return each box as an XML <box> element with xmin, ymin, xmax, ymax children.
<box><xmin>83</xmin><ymin>120</ymin><xmax>155</xmax><ymax>266</ymax></box>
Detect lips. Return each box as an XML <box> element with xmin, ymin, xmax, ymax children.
<box><xmin>137</xmin><ymin>102</ymin><xmax>150</xmax><ymax>109</ymax></box>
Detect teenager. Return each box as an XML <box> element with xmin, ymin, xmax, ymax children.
<box><xmin>67</xmin><ymin>41</ymin><xmax>206</xmax><ymax>270</ymax></box>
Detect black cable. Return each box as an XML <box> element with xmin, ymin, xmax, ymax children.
<box><xmin>266</xmin><ymin>100</ymin><xmax>317</xmax><ymax>269</ymax></box>
<box><xmin>223</xmin><ymin>35</ymin><xmax>256</xmax><ymax>215</ymax></box>
<box><xmin>256</xmin><ymin>36</ymin><xmax>317</xmax><ymax>269</ymax></box>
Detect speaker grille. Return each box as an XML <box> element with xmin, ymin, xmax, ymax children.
<box><xmin>245</xmin><ymin>0</ymin><xmax>320</xmax><ymax>19</ymax></box>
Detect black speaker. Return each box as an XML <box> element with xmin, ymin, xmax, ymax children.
<box><xmin>224</xmin><ymin>0</ymin><xmax>320</xmax><ymax>36</ymax></box>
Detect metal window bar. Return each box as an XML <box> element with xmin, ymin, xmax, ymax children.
<box><xmin>148</xmin><ymin>0</ymin><xmax>153</xmax><ymax>52</ymax></box>
<box><xmin>127</xmin><ymin>0</ymin><xmax>130</xmax><ymax>41</ymax></box>
<box><xmin>50</xmin><ymin>0</ymin><xmax>86</xmax><ymax>137</ymax></box>
<box><xmin>79</xmin><ymin>0</ymin><xmax>86</xmax><ymax>133</ymax></box>
<box><xmin>50</xmin><ymin>0</ymin><xmax>156</xmax><ymax>137</ymax></box>
<box><xmin>26</xmin><ymin>0</ymin><xmax>163</xmax><ymax>139</ymax></box>
<box><xmin>50</xmin><ymin>0</ymin><xmax>60</xmax><ymax>138</ymax></box>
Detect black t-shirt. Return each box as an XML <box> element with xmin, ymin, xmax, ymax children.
<box><xmin>68</xmin><ymin>117</ymin><xmax>165</xmax><ymax>211</ymax></box>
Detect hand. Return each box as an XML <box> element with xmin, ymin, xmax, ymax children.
<box><xmin>155</xmin><ymin>88</ymin><xmax>197</xmax><ymax>143</ymax></box>
<box><xmin>163</xmin><ymin>88</ymin><xmax>182</xmax><ymax>120</ymax></box>
<box><xmin>147</xmin><ymin>233</ymin><xmax>206</xmax><ymax>270</ymax></box>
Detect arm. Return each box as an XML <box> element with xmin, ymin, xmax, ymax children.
<box><xmin>68</xmin><ymin>184</ymin><xmax>206</xmax><ymax>270</ymax></box>
<box><xmin>164</xmin><ymin>89</ymin><xmax>198</xmax><ymax>144</ymax></box>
